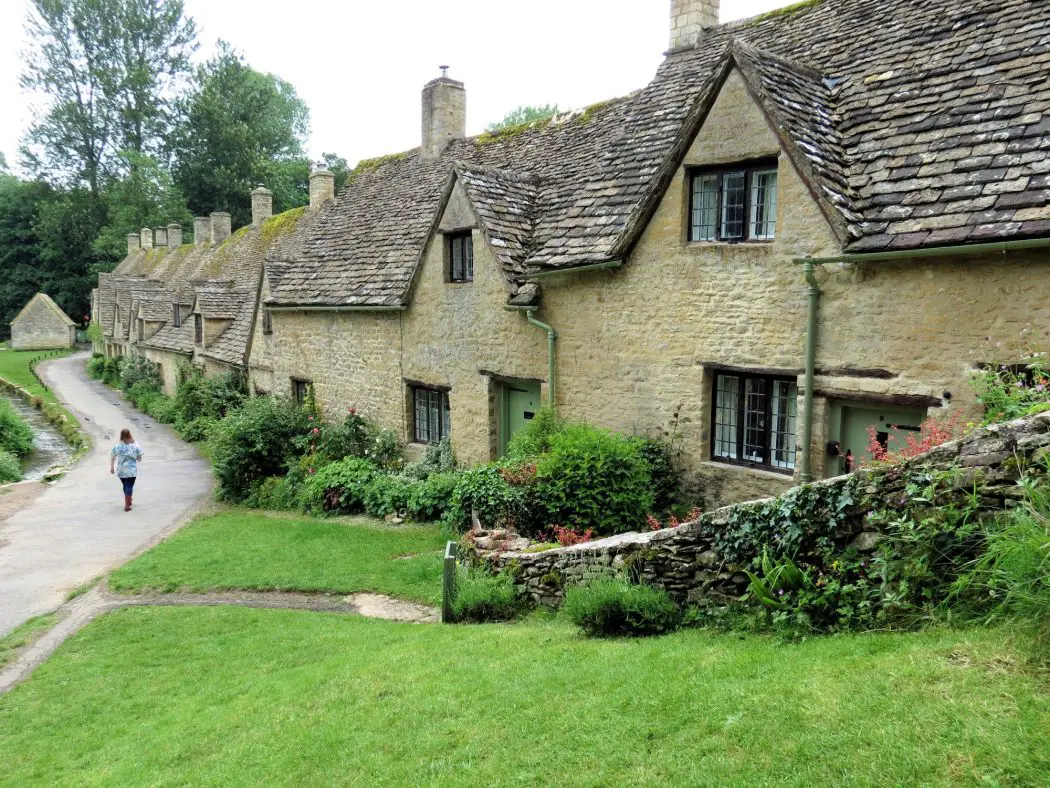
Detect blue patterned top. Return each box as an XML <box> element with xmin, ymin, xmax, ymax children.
<box><xmin>111</xmin><ymin>442</ymin><xmax>143</xmax><ymax>479</ymax></box>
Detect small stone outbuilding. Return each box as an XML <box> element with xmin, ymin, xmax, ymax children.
<box><xmin>10</xmin><ymin>293</ymin><xmax>76</xmax><ymax>350</ymax></box>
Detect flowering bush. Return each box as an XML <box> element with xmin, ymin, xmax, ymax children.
<box><xmin>537</xmin><ymin>525</ymin><xmax>593</xmax><ymax>546</ymax></box>
<box><xmin>864</xmin><ymin>411</ymin><xmax>962</xmax><ymax>466</ymax></box>
<box><xmin>972</xmin><ymin>332</ymin><xmax>1050</xmax><ymax>424</ymax></box>
<box><xmin>646</xmin><ymin>506</ymin><xmax>703</xmax><ymax>531</ymax></box>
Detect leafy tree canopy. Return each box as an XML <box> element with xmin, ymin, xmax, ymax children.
<box><xmin>485</xmin><ymin>104</ymin><xmax>559</xmax><ymax>133</ymax></box>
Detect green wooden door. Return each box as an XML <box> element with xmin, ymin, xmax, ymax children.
<box><xmin>499</xmin><ymin>380</ymin><xmax>541</xmax><ymax>457</ymax></box>
<box><xmin>834</xmin><ymin>404</ymin><xmax>927</xmax><ymax>474</ymax></box>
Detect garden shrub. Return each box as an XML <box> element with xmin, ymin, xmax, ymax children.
<box><xmin>120</xmin><ymin>355</ymin><xmax>161</xmax><ymax>392</ymax></box>
<box><xmin>564</xmin><ymin>576</ymin><xmax>681</xmax><ymax>637</ymax></box>
<box><xmin>0</xmin><ymin>398</ymin><xmax>34</xmax><ymax>459</ymax></box>
<box><xmin>304</xmin><ymin>456</ymin><xmax>380</xmax><ymax>514</ymax></box>
<box><xmin>972</xmin><ymin>351</ymin><xmax>1050</xmax><ymax>425</ymax></box>
<box><xmin>443</xmin><ymin>464</ymin><xmax>529</xmax><ymax>532</ymax></box>
<box><xmin>452</xmin><ymin>570</ymin><xmax>527</xmax><ymax>623</ymax></box>
<box><xmin>406</xmin><ymin>471</ymin><xmax>459</xmax><ymax>521</ymax></box>
<box><xmin>171</xmin><ymin>370</ymin><xmax>245</xmax><ymax>437</ymax></box>
<box><xmin>635</xmin><ymin>436</ymin><xmax>681</xmax><ymax>513</ymax></box>
<box><xmin>247</xmin><ymin>474</ymin><xmax>308</xmax><ymax>512</ymax></box>
<box><xmin>534</xmin><ymin>425</ymin><xmax>653</xmax><ymax>536</ymax></box>
<box><xmin>362</xmin><ymin>473</ymin><xmax>417</xmax><ymax>518</ymax></box>
<box><xmin>210</xmin><ymin>395</ymin><xmax>310</xmax><ymax>502</ymax></box>
<box><xmin>0</xmin><ymin>448</ymin><xmax>21</xmax><ymax>483</ymax></box>
<box><xmin>505</xmin><ymin>406</ymin><xmax>563</xmax><ymax>459</ymax></box>
<box><xmin>402</xmin><ymin>437</ymin><xmax>456</xmax><ymax>479</ymax></box>
<box><xmin>125</xmin><ymin>379</ymin><xmax>162</xmax><ymax>411</ymax></box>
<box><xmin>143</xmin><ymin>394</ymin><xmax>176</xmax><ymax>424</ymax></box>
<box><xmin>86</xmin><ymin>355</ymin><xmax>106</xmax><ymax>380</ymax></box>
<box><xmin>101</xmin><ymin>357</ymin><xmax>123</xmax><ymax>386</ymax></box>
<box><xmin>299</xmin><ymin>408</ymin><xmax>404</xmax><ymax>470</ymax></box>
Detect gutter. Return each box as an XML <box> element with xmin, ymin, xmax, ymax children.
<box><xmin>265</xmin><ymin>304</ymin><xmax>408</xmax><ymax>313</ymax></box>
<box><xmin>792</xmin><ymin>234</ymin><xmax>1050</xmax><ymax>480</ymax></box>
<box><xmin>527</xmin><ymin>259</ymin><xmax>623</xmax><ymax>280</ymax></box>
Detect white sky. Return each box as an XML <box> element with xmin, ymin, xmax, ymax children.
<box><xmin>0</xmin><ymin>0</ymin><xmax>792</xmax><ymax>174</ymax></box>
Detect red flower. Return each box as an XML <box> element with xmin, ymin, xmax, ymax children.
<box><xmin>308</xmin><ymin>468</ymin><xmax>316</xmax><ymax>475</ymax></box>
<box><xmin>307</xmin><ymin>415</ymin><xmax>314</xmax><ymax>421</ymax></box>
<box><xmin>348</xmin><ymin>407</ymin><xmax>357</xmax><ymax>416</ymax></box>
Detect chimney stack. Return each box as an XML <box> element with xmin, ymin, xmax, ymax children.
<box><xmin>210</xmin><ymin>212</ymin><xmax>231</xmax><ymax>245</ymax></box>
<box><xmin>140</xmin><ymin>227</ymin><xmax>153</xmax><ymax>250</ymax></box>
<box><xmin>251</xmin><ymin>186</ymin><xmax>274</xmax><ymax>225</ymax></box>
<box><xmin>669</xmin><ymin>0</ymin><xmax>719</xmax><ymax>50</ymax></box>
<box><xmin>309</xmin><ymin>170</ymin><xmax>335</xmax><ymax>208</ymax></box>
<box><xmin>167</xmin><ymin>223</ymin><xmax>182</xmax><ymax>248</ymax></box>
<box><xmin>127</xmin><ymin>233</ymin><xmax>140</xmax><ymax>255</ymax></box>
<box><xmin>194</xmin><ymin>217</ymin><xmax>211</xmax><ymax>246</ymax></box>
<box><xmin>421</xmin><ymin>68</ymin><xmax>466</xmax><ymax>160</ymax></box>
<box><xmin>153</xmin><ymin>226</ymin><xmax>168</xmax><ymax>247</ymax></box>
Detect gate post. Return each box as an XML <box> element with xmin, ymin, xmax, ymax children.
<box><xmin>441</xmin><ymin>540</ymin><xmax>458</xmax><ymax>623</ymax></box>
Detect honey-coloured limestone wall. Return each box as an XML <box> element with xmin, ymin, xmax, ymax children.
<box><xmin>11</xmin><ymin>294</ymin><xmax>76</xmax><ymax>350</ymax></box>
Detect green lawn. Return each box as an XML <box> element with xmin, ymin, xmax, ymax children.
<box><xmin>0</xmin><ymin>349</ymin><xmax>72</xmax><ymax>404</ymax></box>
<box><xmin>0</xmin><ymin>607</ymin><xmax>1046</xmax><ymax>786</ymax></box>
<box><xmin>0</xmin><ymin>614</ymin><xmax>58</xmax><ymax>669</ymax></box>
<box><xmin>108</xmin><ymin>510</ymin><xmax>448</xmax><ymax>605</ymax></box>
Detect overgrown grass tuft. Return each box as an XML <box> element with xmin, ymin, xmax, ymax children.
<box><xmin>0</xmin><ymin>613</ymin><xmax>58</xmax><ymax>669</ymax></box>
<box><xmin>564</xmin><ymin>576</ymin><xmax>682</xmax><ymax>637</ymax></box>
<box><xmin>451</xmin><ymin>570</ymin><xmax>527</xmax><ymax>623</ymax></box>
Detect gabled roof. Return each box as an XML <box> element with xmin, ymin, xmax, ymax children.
<box><xmin>193</xmin><ymin>288</ymin><xmax>244</xmax><ymax>320</ymax></box>
<box><xmin>266</xmin><ymin>0</ymin><xmax>1050</xmax><ymax>308</ymax></box>
<box><xmin>137</xmin><ymin>298</ymin><xmax>172</xmax><ymax>322</ymax></box>
<box><xmin>12</xmin><ymin>293</ymin><xmax>76</xmax><ymax>327</ymax></box>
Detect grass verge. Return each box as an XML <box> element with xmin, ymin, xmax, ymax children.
<box><xmin>1</xmin><ymin>607</ymin><xmax>1047</xmax><ymax>785</ymax></box>
<box><xmin>108</xmin><ymin>510</ymin><xmax>447</xmax><ymax>605</ymax></box>
<box><xmin>0</xmin><ymin>614</ymin><xmax>58</xmax><ymax>670</ymax></box>
<box><xmin>0</xmin><ymin>349</ymin><xmax>71</xmax><ymax>405</ymax></box>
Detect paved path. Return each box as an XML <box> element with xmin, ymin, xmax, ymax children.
<box><xmin>0</xmin><ymin>353</ymin><xmax>212</xmax><ymax>637</ymax></box>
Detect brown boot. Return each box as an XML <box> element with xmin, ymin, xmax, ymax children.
<box><xmin>124</xmin><ymin>495</ymin><xmax>132</xmax><ymax>512</ymax></box>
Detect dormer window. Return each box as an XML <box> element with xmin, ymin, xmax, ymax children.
<box><xmin>448</xmin><ymin>231</ymin><xmax>474</xmax><ymax>282</ymax></box>
<box><xmin>194</xmin><ymin>314</ymin><xmax>203</xmax><ymax>345</ymax></box>
<box><xmin>172</xmin><ymin>304</ymin><xmax>181</xmax><ymax>327</ymax></box>
<box><xmin>689</xmin><ymin>164</ymin><xmax>778</xmax><ymax>242</ymax></box>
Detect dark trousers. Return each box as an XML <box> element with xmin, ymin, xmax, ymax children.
<box><xmin>120</xmin><ymin>476</ymin><xmax>136</xmax><ymax>496</ymax></box>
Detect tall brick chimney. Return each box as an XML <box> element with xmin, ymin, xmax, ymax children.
<box><xmin>194</xmin><ymin>217</ymin><xmax>210</xmax><ymax>246</ymax></box>
<box><xmin>309</xmin><ymin>170</ymin><xmax>335</xmax><ymax>208</ymax></box>
<box><xmin>140</xmin><ymin>227</ymin><xmax>153</xmax><ymax>250</ymax></box>
<box><xmin>422</xmin><ymin>67</ymin><xmax>466</xmax><ymax>160</ymax></box>
<box><xmin>167</xmin><ymin>223</ymin><xmax>182</xmax><ymax>248</ymax></box>
<box><xmin>210</xmin><ymin>212</ymin><xmax>231</xmax><ymax>245</ymax></box>
<box><xmin>670</xmin><ymin>0</ymin><xmax>719</xmax><ymax>50</ymax></box>
<box><xmin>127</xmin><ymin>233</ymin><xmax>140</xmax><ymax>255</ymax></box>
<box><xmin>251</xmin><ymin>186</ymin><xmax>273</xmax><ymax>225</ymax></box>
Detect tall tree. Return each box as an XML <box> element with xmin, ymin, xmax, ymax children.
<box><xmin>20</xmin><ymin>0</ymin><xmax>196</xmax><ymax>192</ymax></box>
<box><xmin>486</xmin><ymin>104</ymin><xmax>559</xmax><ymax>133</ymax></box>
<box><xmin>167</xmin><ymin>42</ymin><xmax>310</xmax><ymax>227</ymax></box>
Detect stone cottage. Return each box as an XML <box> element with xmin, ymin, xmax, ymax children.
<box><xmin>101</xmin><ymin>0</ymin><xmax>1050</xmax><ymax>508</ymax></box>
<box><xmin>10</xmin><ymin>293</ymin><xmax>76</xmax><ymax>350</ymax></box>
<box><xmin>95</xmin><ymin>185</ymin><xmax>320</xmax><ymax>395</ymax></box>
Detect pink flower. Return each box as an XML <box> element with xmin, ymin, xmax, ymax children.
<box><xmin>307</xmin><ymin>415</ymin><xmax>314</xmax><ymax>421</ymax></box>
<box><xmin>312</xmin><ymin>427</ymin><xmax>320</xmax><ymax>435</ymax></box>
<box><xmin>348</xmin><ymin>407</ymin><xmax>357</xmax><ymax>416</ymax></box>
<box><xmin>308</xmin><ymin>468</ymin><xmax>316</xmax><ymax>475</ymax></box>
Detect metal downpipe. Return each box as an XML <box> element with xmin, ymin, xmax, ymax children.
<box><xmin>526</xmin><ymin>310</ymin><xmax>557</xmax><ymax>409</ymax></box>
<box><xmin>800</xmin><ymin>260</ymin><xmax>820</xmax><ymax>482</ymax></box>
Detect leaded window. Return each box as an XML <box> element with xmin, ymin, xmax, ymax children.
<box><xmin>194</xmin><ymin>314</ymin><xmax>203</xmax><ymax>344</ymax></box>
<box><xmin>448</xmin><ymin>231</ymin><xmax>474</xmax><ymax>282</ymax></box>
<box><xmin>172</xmin><ymin>303</ymin><xmax>182</xmax><ymax>327</ymax></box>
<box><xmin>292</xmin><ymin>379</ymin><xmax>311</xmax><ymax>406</ymax></box>
<box><xmin>689</xmin><ymin>165</ymin><xmax>778</xmax><ymax>242</ymax></box>
<box><xmin>412</xmin><ymin>386</ymin><xmax>451</xmax><ymax>443</ymax></box>
<box><xmin>262</xmin><ymin>309</ymin><xmax>272</xmax><ymax>335</ymax></box>
<box><xmin>712</xmin><ymin>372</ymin><xmax>797</xmax><ymax>472</ymax></box>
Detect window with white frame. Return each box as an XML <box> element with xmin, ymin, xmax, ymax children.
<box><xmin>712</xmin><ymin>372</ymin><xmax>797</xmax><ymax>472</ymax></box>
<box><xmin>689</xmin><ymin>164</ymin><xmax>778</xmax><ymax>242</ymax></box>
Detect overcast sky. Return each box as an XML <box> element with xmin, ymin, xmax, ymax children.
<box><xmin>0</xmin><ymin>0</ymin><xmax>791</xmax><ymax>174</ymax></box>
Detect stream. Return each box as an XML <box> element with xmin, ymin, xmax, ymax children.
<box><xmin>5</xmin><ymin>395</ymin><xmax>74</xmax><ymax>481</ymax></box>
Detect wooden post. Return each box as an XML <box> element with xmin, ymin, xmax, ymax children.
<box><xmin>441</xmin><ymin>540</ymin><xmax>458</xmax><ymax>623</ymax></box>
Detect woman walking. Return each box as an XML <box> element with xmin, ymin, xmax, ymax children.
<box><xmin>109</xmin><ymin>428</ymin><xmax>143</xmax><ymax>512</ymax></box>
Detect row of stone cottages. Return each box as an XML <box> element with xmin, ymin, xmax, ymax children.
<box><xmin>95</xmin><ymin>0</ymin><xmax>1050</xmax><ymax>508</ymax></box>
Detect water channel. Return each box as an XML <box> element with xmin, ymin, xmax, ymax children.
<box><xmin>4</xmin><ymin>395</ymin><xmax>74</xmax><ymax>481</ymax></box>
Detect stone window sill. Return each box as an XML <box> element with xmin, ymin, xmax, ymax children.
<box><xmin>698</xmin><ymin>460</ymin><xmax>798</xmax><ymax>483</ymax></box>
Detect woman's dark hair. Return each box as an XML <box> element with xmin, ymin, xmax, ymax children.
<box><xmin>120</xmin><ymin>428</ymin><xmax>133</xmax><ymax>443</ymax></box>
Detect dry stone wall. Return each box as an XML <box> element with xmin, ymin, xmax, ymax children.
<box><xmin>488</xmin><ymin>411</ymin><xmax>1050</xmax><ymax>607</ymax></box>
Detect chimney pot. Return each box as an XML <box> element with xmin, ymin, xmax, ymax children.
<box><xmin>167</xmin><ymin>223</ymin><xmax>183</xmax><ymax>248</ymax></box>
<box><xmin>251</xmin><ymin>186</ymin><xmax>274</xmax><ymax>225</ymax></box>
<box><xmin>193</xmin><ymin>217</ymin><xmax>211</xmax><ymax>246</ymax></box>
<box><xmin>140</xmin><ymin>227</ymin><xmax>153</xmax><ymax>250</ymax></box>
<box><xmin>127</xmin><ymin>233</ymin><xmax>140</xmax><ymax>255</ymax></box>
<box><xmin>210</xmin><ymin>212</ymin><xmax>232</xmax><ymax>245</ymax></box>
<box><xmin>669</xmin><ymin>0</ymin><xmax>719</xmax><ymax>50</ymax></box>
<box><xmin>421</xmin><ymin>71</ymin><xmax>466</xmax><ymax>160</ymax></box>
<box><xmin>309</xmin><ymin>170</ymin><xmax>335</xmax><ymax>208</ymax></box>
<box><xmin>153</xmin><ymin>226</ymin><xmax>168</xmax><ymax>247</ymax></box>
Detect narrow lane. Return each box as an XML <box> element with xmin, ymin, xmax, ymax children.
<box><xmin>0</xmin><ymin>352</ymin><xmax>212</xmax><ymax>636</ymax></box>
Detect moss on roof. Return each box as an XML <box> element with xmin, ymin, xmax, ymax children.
<box><xmin>347</xmin><ymin>152</ymin><xmax>411</xmax><ymax>183</ymax></box>
<box><xmin>474</xmin><ymin>116</ymin><xmax>555</xmax><ymax>146</ymax></box>
<box><xmin>260</xmin><ymin>206</ymin><xmax>307</xmax><ymax>243</ymax></box>
<box><xmin>744</xmin><ymin>0</ymin><xmax>823</xmax><ymax>25</ymax></box>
